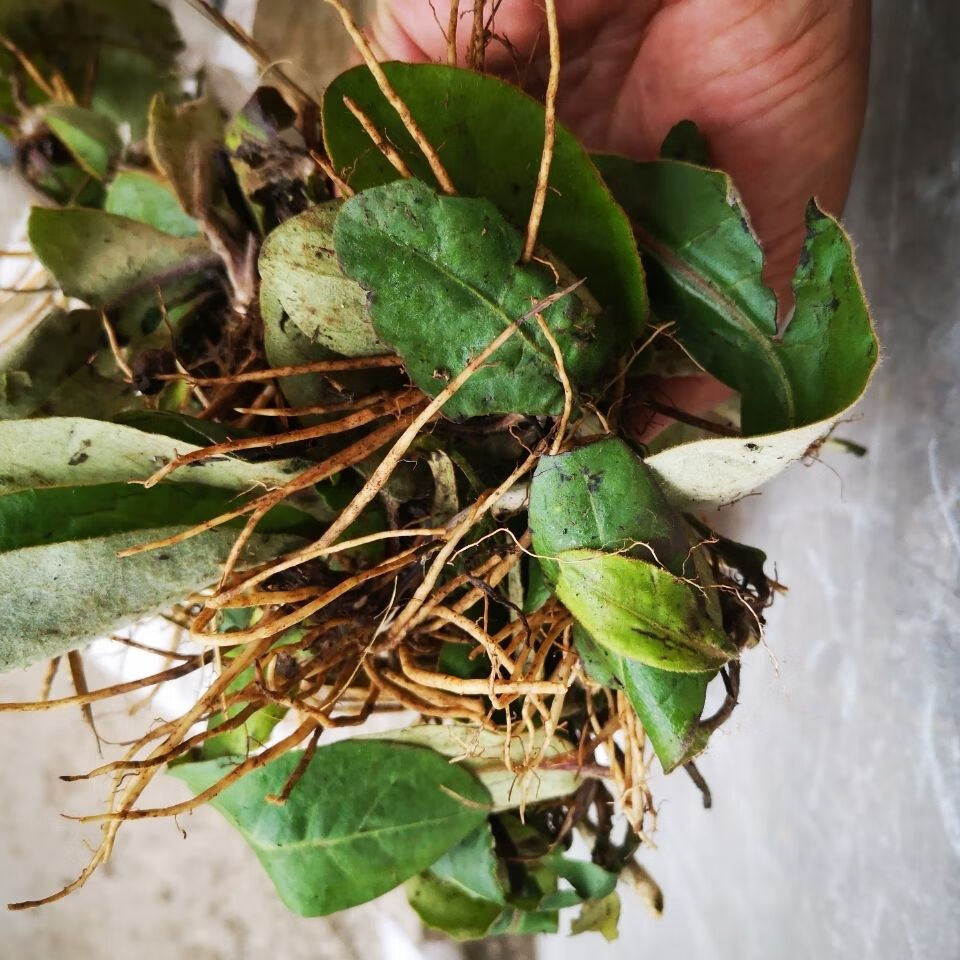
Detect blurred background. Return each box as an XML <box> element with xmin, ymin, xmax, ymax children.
<box><xmin>1</xmin><ymin>0</ymin><xmax>958</xmax><ymax>957</ymax></box>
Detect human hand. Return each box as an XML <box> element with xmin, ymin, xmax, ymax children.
<box><xmin>371</xmin><ymin>0</ymin><xmax>871</xmax><ymax>433</ymax></box>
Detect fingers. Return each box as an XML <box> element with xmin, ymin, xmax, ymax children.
<box><xmin>631</xmin><ymin>0</ymin><xmax>871</xmax><ymax>305</ymax></box>
<box><xmin>372</xmin><ymin>0</ymin><xmax>544</xmax><ymax>65</ymax></box>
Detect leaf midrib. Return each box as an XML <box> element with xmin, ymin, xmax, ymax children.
<box><xmin>633</xmin><ymin>224</ymin><xmax>795</xmax><ymax>424</ymax></box>
<box><xmin>238</xmin><ymin>809</ymin><xmax>474</xmax><ymax>855</ymax></box>
<box><xmin>373</xmin><ymin>230</ymin><xmax>564</xmax><ymax>379</ymax></box>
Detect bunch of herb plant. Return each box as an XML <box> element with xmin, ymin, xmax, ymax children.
<box><xmin>0</xmin><ymin>0</ymin><xmax>876</xmax><ymax>942</ymax></box>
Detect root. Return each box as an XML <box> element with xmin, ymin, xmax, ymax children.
<box><xmin>521</xmin><ymin>0</ymin><xmax>559</xmax><ymax>262</ymax></box>
<box><xmin>321</xmin><ymin>0</ymin><xmax>456</xmax><ymax>194</ymax></box>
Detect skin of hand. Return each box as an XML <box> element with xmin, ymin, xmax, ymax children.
<box><xmin>371</xmin><ymin>0</ymin><xmax>871</xmax><ymax>434</ymax></box>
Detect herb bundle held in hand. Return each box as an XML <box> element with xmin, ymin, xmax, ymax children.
<box><xmin>0</xmin><ymin>0</ymin><xmax>874</xmax><ymax>942</ymax></box>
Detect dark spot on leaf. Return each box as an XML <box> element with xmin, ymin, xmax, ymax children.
<box><xmin>745</xmin><ymin>442</ymin><xmax>759</xmax><ymax>452</ymax></box>
<box><xmin>67</xmin><ymin>452</ymin><xmax>88</xmax><ymax>466</ymax></box>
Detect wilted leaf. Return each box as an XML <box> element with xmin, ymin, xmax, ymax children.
<box><xmin>148</xmin><ymin>95</ymin><xmax>225</xmax><ymax>221</ymax></box>
<box><xmin>0</xmin><ymin>482</ymin><xmax>310</xmax><ymax>670</ymax></box>
<box><xmin>0</xmin><ymin>309</ymin><xmax>104</xmax><ymax>419</ymax></box>
<box><xmin>335</xmin><ymin>179</ymin><xmax>611</xmax><ymax>418</ymax></box>
<box><xmin>259</xmin><ymin>201</ymin><xmax>382</xmax><ymax>356</ymax></box>
<box><xmin>374</xmin><ymin>725</ymin><xmax>581</xmax><ymax>810</ymax></box>
<box><xmin>570</xmin><ymin>891</ymin><xmax>621</xmax><ymax>941</ymax></box>
<box><xmin>104</xmin><ymin>171</ymin><xmax>200</xmax><ymax>237</ymax></box>
<box><xmin>324</xmin><ymin>63</ymin><xmax>647</xmax><ymax>339</ymax></box>
<box><xmin>27</xmin><ymin>207</ymin><xmax>219</xmax><ymax>337</ymax></box>
<box><xmin>0</xmin><ymin>416</ymin><xmax>332</xmax><ymax>520</ymax></box>
<box><xmin>171</xmin><ymin>740</ymin><xmax>490</xmax><ymax>916</ymax></box>
<box><xmin>226</xmin><ymin>86</ymin><xmax>317</xmax><ymax>233</ymax></box>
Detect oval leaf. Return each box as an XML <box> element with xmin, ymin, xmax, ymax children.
<box><xmin>147</xmin><ymin>95</ymin><xmax>225</xmax><ymax>220</ymax></box>
<box><xmin>406</xmin><ymin>872</ymin><xmax>502</xmax><ymax>941</ymax></box>
<box><xmin>430</xmin><ymin>824</ymin><xmax>505</xmax><ymax>905</ymax></box>
<box><xmin>335</xmin><ymin>179</ymin><xmax>611</xmax><ymax>418</ymax></box>
<box><xmin>555</xmin><ymin>549</ymin><xmax>734</xmax><ymax>673</ymax></box>
<box><xmin>0</xmin><ymin>309</ymin><xmax>105</xmax><ymax>419</ymax></box>
<box><xmin>259</xmin><ymin>200</ymin><xmax>383</xmax><ymax>356</ymax></box>
<box><xmin>529</xmin><ymin>437</ymin><xmax>693</xmax><ymax>581</ymax></box>
<box><xmin>324</xmin><ymin>62</ymin><xmax>647</xmax><ymax>340</ymax></box>
<box><xmin>170</xmin><ymin>740</ymin><xmax>490</xmax><ymax>916</ymax></box>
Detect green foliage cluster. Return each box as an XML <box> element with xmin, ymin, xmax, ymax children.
<box><xmin>0</xmin><ymin>1</ymin><xmax>875</xmax><ymax>939</ymax></box>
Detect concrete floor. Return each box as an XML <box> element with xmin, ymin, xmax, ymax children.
<box><xmin>1</xmin><ymin>1</ymin><xmax>958</xmax><ymax>958</ymax></box>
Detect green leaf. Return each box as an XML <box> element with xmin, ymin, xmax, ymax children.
<box><xmin>0</xmin><ymin>482</ymin><xmax>315</xmax><ymax>552</ymax></box>
<box><xmin>261</xmin><ymin>288</ymin><xmax>333</xmax><ymax>408</ymax></box>
<box><xmin>324</xmin><ymin>63</ymin><xmax>647</xmax><ymax>339</ymax></box>
<box><xmin>27</xmin><ymin>207</ymin><xmax>219</xmax><ymax>337</ymax></box>
<box><xmin>202</xmin><ymin>698</ymin><xmax>288</xmax><ymax>761</ymax></box>
<box><xmin>0</xmin><ymin>482</ymin><xmax>309</xmax><ymax>671</ymax></box>
<box><xmin>659</xmin><ymin>120</ymin><xmax>709</xmax><ymax>165</ymax></box>
<box><xmin>595</xmin><ymin>155</ymin><xmax>878</xmax><ymax>505</ymax></box>
<box><xmin>104</xmin><ymin>171</ymin><xmax>200</xmax><ymax>237</ymax></box>
<box><xmin>259</xmin><ymin>201</ymin><xmax>383</xmax><ymax>356</ymax></box>
<box><xmin>437</xmin><ymin>641</ymin><xmax>490</xmax><ymax>681</ymax></box>
<box><xmin>0</xmin><ymin>309</ymin><xmax>105</xmax><ymax>419</ymax></box>
<box><xmin>226</xmin><ymin>86</ymin><xmax>317</xmax><ymax>234</ymax></box>
<box><xmin>489</xmin><ymin>907</ymin><xmax>559</xmax><ymax>936</ymax></box>
<box><xmin>528</xmin><ymin>437</ymin><xmax>693</xmax><ymax>583</ymax></box>
<box><xmin>571</xmin><ymin>891</ymin><xmax>621</xmax><ymax>940</ymax></box>
<box><xmin>406</xmin><ymin>872</ymin><xmax>502</xmax><ymax>941</ymax></box>
<box><xmin>538</xmin><ymin>852</ymin><xmax>618</xmax><ymax>908</ymax></box>
<box><xmin>92</xmin><ymin>45</ymin><xmax>180</xmax><ymax>142</ymax></box>
<box><xmin>555</xmin><ymin>549</ymin><xmax>733</xmax><ymax>673</ymax></box>
<box><xmin>170</xmin><ymin>740</ymin><xmax>490</xmax><ymax>916</ymax></box>
<box><xmin>574</xmin><ymin>626</ymin><xmax>710</xmax><ymax>772</ymax></box>
<box><xmin>430</xmin><ymin>824</ymin><xmax>505</xmax><ymax>905</ymax></box>
<box><xmin>335</xmin><ymin>179</ymin><xmax>611</xmax><ymax>418</ymax></box>
<box><xmin>0</xmin><ymin>417</ymin><xmax>332</xmax><ymax>520</ymax></box>
<box><xmin>529</xmin><ymin>438</ymin><xmax>721</xmax><ymax>763</ymax></box>
<box><xmin>0</xmin><ymin>0</ymin><xmax>182</xmax><ymax>137</ymax></box>
<box><xmin>41</xmin><ymin>104</ymin><xmax>121</xmax><ymax>180</ymax></box>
